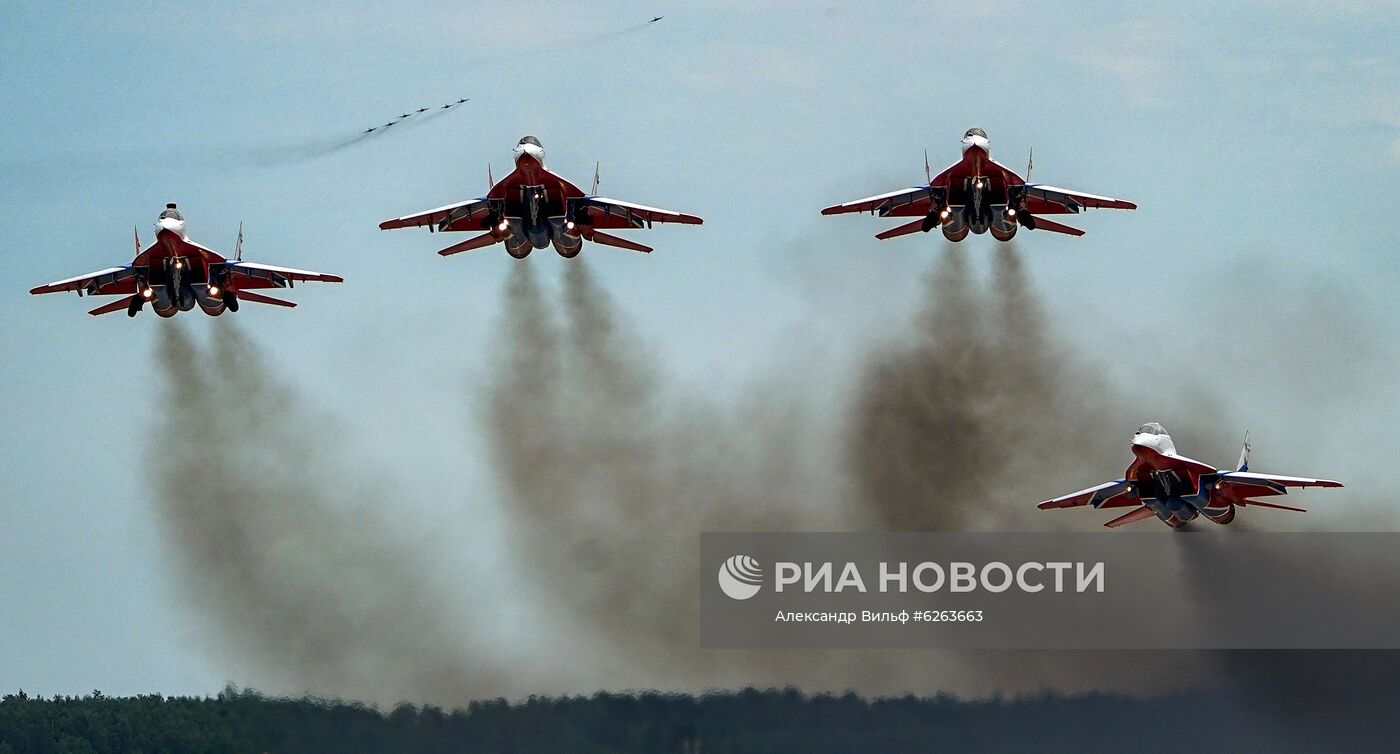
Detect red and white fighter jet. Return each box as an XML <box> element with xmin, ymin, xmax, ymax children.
<box><xmin>821</xmin><ymin>128</ymin><xmax>1135</xmax><ymax>242</ymax></box>
<box><xmin>379</xmin><ymin>136</ymin><xmax>702</xmax><ymax>258</ymax></box>
<box><xmin>29</xmin><ymin>204</ymin><xmax>343</xmax><ymax>317</ymax></box>
<box><xmin>1037</xmin><ymin>423</ymin><xmax>1342</xmax><ymax>529</ymax></box>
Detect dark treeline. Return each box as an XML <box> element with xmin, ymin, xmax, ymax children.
<box><xmin>0</xmin><ymin>686</ymin><xmax>1307</xmax><ymax>753</ymax></box>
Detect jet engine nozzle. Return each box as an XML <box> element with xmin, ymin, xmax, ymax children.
<box><xmin>991</xmin><ymin>206</ymin><xmax>1020</xmax><ymax>242</ymax></box>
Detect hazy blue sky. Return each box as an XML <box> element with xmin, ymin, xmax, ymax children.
<box><xmin>3</xmin><ymin>1</ymin><xmax>1398</xmax><ymax>698</ymax></box>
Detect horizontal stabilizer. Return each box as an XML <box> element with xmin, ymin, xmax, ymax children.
<box><xmin>585</xmin><ymin>229</ymin><xmax>652</xmax><ymax>253</ymax></box>
<box><xmin>1104</xmin><ymin>506</ymin><xmax>1156</xmax><ymax>528</ymax></box>
<box><xmin>236</xmin><ymin>290</ymin><xmax>296</xmax><ymax>308</ymax></box>
<box><xmin>88</xmin><ymin>296</ymin><xmax>136</xmax><ymax>317</ymax></box>
<box><xmin>1027</xmin><ymin>215</ymin><xmax>1085</xmax><ymax>237</ymax></box>
<box><xmin>438</xmin><ymin>232</ymin><xmax>500</xmax><ymax>256</ymax></box>
<box><xmin>1239</xmin><ymin>499</ymin><xmax>1307</xmax><ymax>512</ymax></box>
<box><xmin>875</xmin><ymin>217</ymin><xmax>930</xmax><ymax>240</ymax></box>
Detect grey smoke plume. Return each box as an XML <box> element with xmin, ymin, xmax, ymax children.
<box><xmin>151</xmin><ymin>323</ymin><xmax>502</xmax><ymax>705</ymax></box>
<box><xmin>484</xmin><ymin>261</ymin><xmax>846</xmax><ymax>685</ymax></box>
<box><xmin>838</xmin><ymin>243</ymin><xmax>1227</xmax><ymax>693</ymax></box>
<box><xmin>479</xmin><ymin>254</ymin><xmax>1216</xmax><ymax>696</ymax></box>
<box><xmin>847</xmin><ymin>243</ymin><xmax>1136</xmax><ymax>532</ymax></box>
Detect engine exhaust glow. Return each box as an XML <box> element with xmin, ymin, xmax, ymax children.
<box><xmin>141</xmin><ymin>287</ymin><xmax>154</xmax><ymax>299</ymax></box>
<box><xmin>208</xmin><ymin>285</ymin><xmax>220</xmax><ymax>296</ymax></box>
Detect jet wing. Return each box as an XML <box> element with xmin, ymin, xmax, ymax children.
<box><xmin>578</xmin><ymin>197</ymin><xmax>703</xmax><ymax>229</ymax></box>
<box><xmin>820</xmin><ymin>186</ymin><xmax>938</xmax><ymax>218</ymax></box>
<box><xmin>1023</xmin><ymin>184</ymin><xmax>1136</xmax><ymax>214</ymax></box>
<box><xmin>30</xmin><ymin>265</ymin><xmax>139</xmax><ymax>296</ymax></box>
<box><xmin>1037</xmin><ymin>480</ymin><xmax>1139</xmax><ymax>510</ymax></box>
<box><xmin>1215</xmin><ymin>471</ymin><xmax>1343</xmax><ymax>499</ymax></box>
<box><xmin>379</xmin><ymin>198</ymin><xmax>497</xmax><ymax>232</ymax></box>
<box><xmin>223</xmin><ymin>261</ymin><xmax>343</xmax><ymax>290</ymax></box>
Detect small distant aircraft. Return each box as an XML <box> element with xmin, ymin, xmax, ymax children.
<box><xmin>821</xmin><ymin>127</ymin><xmax>1135</xmax><ymax>242</ymax></box>
<box><xmin>364</xmin><ymin>127</ymin><xmax>376</xmax><ymax>134</ymax></box>
<box><xmin>379</xmin><ymin>135</ymin><xmax>702</xmax><ymax>258</ymax></box>
<box><xmin>30</xmin><ymin>204</ymin><xmax>342</xmax><ymax>317</ymax></box>
<box><xmin>416</xmin><ymin>107</ymin><xmax>429</xmax><ymax>113</ymax></box>
<box><xmin>1036</xmin><ymin>423</ymin><xmax>1342</xmax><ymax>529</ymax></box>
<box><xmin>650</xmin><ymin>16</ymin><xmax>663</xmax><ymax>23</ymax></box>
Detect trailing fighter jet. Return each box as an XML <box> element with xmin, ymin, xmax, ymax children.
<box><xmin>379</xmin><ymin>135</ymin><xmax>702</xmax><ymax>258</ymax></box>
<box><xmin>29</xmin><ymin>204</ymin><xmax>342</xmax><ymax>317</ymax></box>
<box><xmin>821</xmin><ymin>128</ymin><xmax>1135</xmax><ymax>242</ymax></box>
<box><xmin>1036</xmin><ymin>423</ymin><xmax>1342</xmax><ymax>529</ymax></box>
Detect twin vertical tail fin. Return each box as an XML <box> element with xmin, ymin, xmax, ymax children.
<box><xmin>234</xmin><ymin>222</ymin><xmax>243</xmax><ymax>261</ymax></box>
<box><xmin>591</xmin><ymin>161</ymin><xmax>600</xmax><ymax>195</ymax></box>
<box><xmin>1237</xmin><ymin>431</ymin><xmax>1252</xmax><ymax>472</ymax></box>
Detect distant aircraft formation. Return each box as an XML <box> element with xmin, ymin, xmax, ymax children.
<box><xmin>29</xmin><ymin>204</ymin><xmax>342</xmax><ymax>317</ymax></box>
<box><xmin>822</xmin><ymin>128</ymin><xmax>1135</xmax><ymax>241</ymax></box>
<box><xmin>1036</xmin><ymin>424</ymin><xmax>1342</xmax><ymax>529</ymax></box>
<box><xmin>379</xmin><ymin>136</ymin><xmax>702</xmax><ymax>258</ymax></box>
<box><xmin>363</xmin><ymin>98</ymin><xmax>469</xmax><ymax>135</ymax></box>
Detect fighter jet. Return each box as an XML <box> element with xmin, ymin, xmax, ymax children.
<box><xmin>379</xmin><ymin>136</ymin><xmax>702</xmax><ymax>258</ymax></box>
<box><xmin>650</xmin><ymin>16</ymin><xmax>663</xmax><ymax>22</ymax></box>
<box><xmin>1037</xmin><ymin>423</ymin><xmax>1342</xmax><ymax>529</ymax></box>
<box><xmin>29</xmin><ymin>204</ymin><xmax>342</xmax><ymax>317</ymax></box>
<box><xmin>821</xmin><ymin>128</ymin><xmax>1135</xmax><ymax>242</ymax></box>
<box><xmin>416</xmin><ymin>107</ymin><xmax>429</xmax><ymax>113</ymax></box>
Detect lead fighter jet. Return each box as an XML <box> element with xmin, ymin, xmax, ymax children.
<box><xmin>378</xmin><ymin>136</ymin><xmax>702</xmax><ymax>258</ymax></box>
<box><xmin>1036</xmin><ymin>423</ymin><xmax>1342</xmax><ymax>529</ymax></box>
<box><xmin>29</xmin><ymin>204</ymin><xmax>343</xmax><ymax>317</ymax></box>
<box><xmin>821</xmin><ymin>128</ymin><xmax>1135</xmax><ymax>242</ymax></box>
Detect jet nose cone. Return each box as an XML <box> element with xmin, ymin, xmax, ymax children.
<box><xmin>1132</xmin><ymin>431</ymin><xmax>1176</xmax><ymax>458</ymax></box>
<box><xmin>961</xmin><ymin>128</ymin><xmax>990</xmax><ymax>152</ymax></box>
